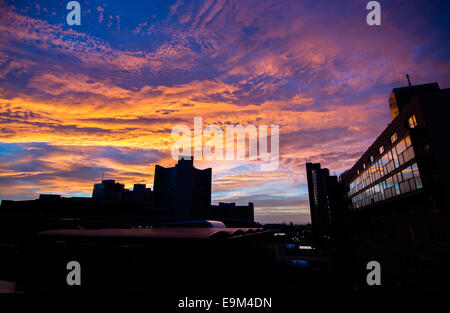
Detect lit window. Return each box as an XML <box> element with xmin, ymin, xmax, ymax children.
<box><xmin>390</xmin><ymin>133</ymin><xmax>398</xmax><ymax>143</ymax></box>
<box><xmin>408</xmin><ymin>114</ymin><xmax>418</xmax><ymax>128</ymax></box>
<box><xmin>405</xmin><ymin>135</ymin><xmax>412</xmax><ymax>147</ymax></box>
<box><xmin>363</xmin><ymin>163</ymin><xmax>366</xmax><ymax>169</ymax></box>
<box><xmin>370</xmin><ymin>156</ymin><xmax>374</xmax><ymax>163</ymax></box>
<box><xmin>379</xmin><ymin>146</ymin><xmax>384</xmax><ymax>154</ymax></box>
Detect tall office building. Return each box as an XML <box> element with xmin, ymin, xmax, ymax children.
<box><xmin>153</xmin><ymin>156</ymin><xmax>212</xmax><ymax>220</ymax></box>
<box><xmin>339</xmin><ymin>82</ymin><xmax>450</xmax><ymax>290</ymax></box>
<box><xmin>306</xmin><ymin>162</ymin><xmax>331</xmax><ymax>244</ymax></box>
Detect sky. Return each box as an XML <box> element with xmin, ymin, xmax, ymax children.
<box><xmin>0</xmin><ymin>0</ymin><xmax>449</xmax><ymax>224</ymax></box>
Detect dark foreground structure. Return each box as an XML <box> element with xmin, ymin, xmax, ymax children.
<box><xmin>307</xmin><ymin>82</ymin><xmax>450</xmax><ymax>294</ymax></box>
<box><xmin>0</xmin><ymin>225</ymin><xmax>336</xmax><ymax>300</ymax></box>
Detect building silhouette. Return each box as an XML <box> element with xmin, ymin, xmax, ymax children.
<box><xmin>208</xmin><ymin>202</ymin><xmax>254</xmax><ymax>223</ymax></box>
<box><xmin>305</xmin><ymin>162</ymin><xmax>331</xmax><ymax>244</ymax></box>
<box><xmin>92</xmin><ymin>180</ymin><xmax>153</xmax><ymax>205</ymax></box>
<box><xmin>122</xmin><ymin>184</ymin><xmax>153</xmax><ymax>205</ymax></box>
<box><xmin>92</xmin><ymin>179</ymin><xmax>125</xmax><ymax>201</ymax></box>
<box><xmin>153</xmin><ymin>156</ymin><xmax>212</xmax><ymax>220</ymax></box>
<box><xmin>308</xmin><ymin>81</ymin><xmax>450</xmax><ymax>292</ymax></box>
<box><xmin>0</xmin><ymin>156</ymin><xmax>256</xmax><ymax>243</ymax></box>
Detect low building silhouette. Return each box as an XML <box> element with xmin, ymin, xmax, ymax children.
<box><xmin>122</xmin><ymin>184</ymin><xmax>153</xmax><ymax>205</ymax></box>
<box><xmin>92</xmin><ymin>180</ymin><xmax>153</xmax><ymax>205</ymax></box>
<box><xmin>0</xmin><ymin>156</ymin><xmax>257</xmax><ymax>242</ymax></box>
<box><xmin>92</xmin><ymin>179</ymin><xmax>125</xmax><ymax>201</ymax></box>
<box><xmin>208</xmin><ymin>202</ymin><xmax>254</xmax><ymax>223</ymax></box>
<box><xmin>38</xmin><ymin>194</ymin><xmax>61</xmax><ymax>200</ymax></box>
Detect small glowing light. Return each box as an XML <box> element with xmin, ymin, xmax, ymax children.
<box><xmin>291</xmin><ymin>260</ymin><xmax>309</xmax><ymax>267</ymax></box>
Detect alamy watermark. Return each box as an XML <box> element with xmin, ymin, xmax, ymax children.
<box><xmin>66</xmin><ymin>1</ymin><xmax>81</xmax><ymax>26</ymax></box>
<box><xmin>366</xmin><ymin>1</ymin><xmax>381</xmax><ymax>26</ymax></box>
<box><xmin>66</xmin><ymin>260</ymin><xmax>81</xmax><ymax>286</ymax></box>
<box><xmin>171</xmin><ymin>117</ymin><xmax>280</xmax><ymax>171</ymax></box>
<box><xmin>66</xmin><ymin>1</ymin><xmax>381</xmax><ymax>27</ymax></box>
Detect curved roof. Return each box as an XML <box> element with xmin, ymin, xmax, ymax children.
<box><xmin>38</xmin><ymin>227</ymin><xmax>260</xmax><ymax>240</ymax></box>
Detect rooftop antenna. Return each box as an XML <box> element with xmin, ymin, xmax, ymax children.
<box><xmin>406</xmin><ymin>74</ymin><xmax>412</xmax><ymax>87</ymax></box>
<box><xmin>101</xmin><ymin>172</ymin><xmax>104</xmax><ymax>181</ymax></box>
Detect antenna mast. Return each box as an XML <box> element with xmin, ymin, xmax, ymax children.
<box><xmin>406</xmin><ymin>74</ymin><xmax>412</xmax><ymax>87</ymax></box>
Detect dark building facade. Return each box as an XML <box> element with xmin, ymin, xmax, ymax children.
<box><xmin>92</xmin><ymin>180</ymin><xmax>153</xmax><ymax>205</ymax></box>
<box><xmin>338</xmin><ymin>82</ymin><xmax>450</xmax><ymax>291</ymax></box>
<box><xmin>306</xmin><ymin>162</ymin><xmax>331</xmax><ymax>244</ymax></box>
<box><xmin>0</xmin><ymin>196</ymin><xmax>171</xmax><ymax>240</ymax></box>
<box><xmin>208</xmin><ymin>202</ymin><xmax>254</xmax><ymax>222</ymax></box>
<box><xmin>153</xmin><ymin>157</ymin><xmax>212</xmax><ymax>220</ymax></box>
<box><xmin>122</xmin><ymin>184</ymin><xmax>153</xmax><ymax>205</ymax></box>
<box><xmin>92</xmin><ymin>179</ymin><xmax>125</xmax><ymax>201</ymax></box>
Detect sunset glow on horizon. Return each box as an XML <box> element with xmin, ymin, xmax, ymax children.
<box><xmin>1</xmin><ymin>0</ymin><xmax>449</xmax><ymax>223</ymax></box>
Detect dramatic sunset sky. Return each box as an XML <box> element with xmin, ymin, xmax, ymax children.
<box><xmin>0</xmin><ymin>0</ymin><xmax>449</xmax><ymax>223</ymax></box>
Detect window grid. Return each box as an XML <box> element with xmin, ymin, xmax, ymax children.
<box><xmin>348</xmin><ymin>135</ymin><xmax>416</xmax><ymax>199</ymax></box>
<box><xmin>349</xmin><ymin>162</ymin><xmax>422</xmax><ymax>210</ymax></box>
